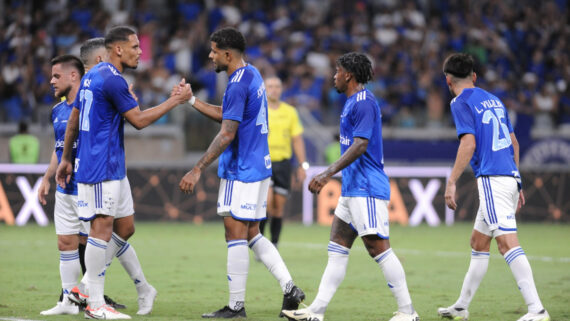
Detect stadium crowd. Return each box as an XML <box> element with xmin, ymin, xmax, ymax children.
<box><xmin>1</xmin><ymin>0</ymin><xmax>569</xmax><ymax>131</ymax></box>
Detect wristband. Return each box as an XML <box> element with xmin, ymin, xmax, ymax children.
<box><xmin>189</xmin><ymin>96</ymin><xmax>196</xmax><ymax>106</ymax></box>
<box><xmin>301</xmin><ymin>161</ymin><xmax>310</xmax><ymax>170</ymax></box>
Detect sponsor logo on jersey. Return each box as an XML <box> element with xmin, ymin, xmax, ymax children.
<box><xmin>340</xmin><ymin>135</ymin><xmax>351</xmax><ymax>146</ymax></box>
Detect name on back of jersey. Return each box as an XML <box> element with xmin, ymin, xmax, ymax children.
<box><xmin>475</xmin><ymin>99</ymin><xmax>503</xmax><ymax>113</ymax></box>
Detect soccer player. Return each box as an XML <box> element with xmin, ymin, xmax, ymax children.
<box><xmin>281</xmin><ymin>52</ymin><xmax>420</xmax><ymax>321</ymax></box>
<box><xmin>178</xmin><ymin>27</ymin><xmax>305</xmax><ymax>318</ymax></box>
<box><xmin>56</xmin><ymin>26</ymin><xmax>191</xmax><ymax>320</ymax></box>
<box><xmin>39</xmin><ymin>54</ymin><xmax>86</xmax><ymax>316</ymax></box>
<box><xmin>259</xmin><ymin>76</ymin><xmax>307</xmax><ymax>248</ymax></box>
<box><xmin>437</xmin><ymin>53</ymin><xmax>550</xmax><ymax>321</ymax></box>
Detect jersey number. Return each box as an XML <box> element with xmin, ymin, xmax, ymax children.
<box><xmin>482</xmin><ymin>108</ymin><xmax>512</xmax><ymax>151</ymax></box>
<box><xmin>79</xmin><ymin>89</ymin><xmax>93</xmax><ymax>132</ymax></box>
<box><xmin>256</xmin><ymin>98</ymin><xmax>268</xmax><ymax>134</ymax></box>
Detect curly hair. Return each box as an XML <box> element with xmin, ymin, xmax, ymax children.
<box><xmin>210</xmin><ymin>27</ymin><xmax>246</xmax><ymax>53</ymax></box>
<box><xmin>443</xmin><ymin>53</ymin><xmax>474</xmax><ymax>78</ymax></box>
<box><xmin>336</xmin><ymin>52</ymin><xmax>373</xmax><ymax>84</ymax></box>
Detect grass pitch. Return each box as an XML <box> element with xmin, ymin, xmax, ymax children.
<box><xmin>1</xmin><ymin>222</ymin><xmax>568</xmax><ymax>321</ymax></box>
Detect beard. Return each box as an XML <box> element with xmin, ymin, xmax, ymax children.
<box><xmin>214</xmin><ymin>63</ymin><xmax>228</xmax><ymax>73</ymax></box>
<box><xmin>56</xmin><ymin>86</ymin><xmax>71</xmax><ymax>99</ymax></box>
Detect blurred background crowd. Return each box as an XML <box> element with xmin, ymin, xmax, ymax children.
<box><xmin>1</xmin><ymin>0</ymin><xmax>569</xmax><ymax>156</ymax></box>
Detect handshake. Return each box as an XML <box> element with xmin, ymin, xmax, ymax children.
<box><xmin>170</xmin><ymin>78</ymin><xmax>194</xmax><ymax>105</ymax></box>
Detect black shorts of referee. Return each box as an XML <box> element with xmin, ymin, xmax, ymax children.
<box><xmin>270</xmin><ymin>160</ymin><xmax>292</xmax><ymax>196</ymax></box>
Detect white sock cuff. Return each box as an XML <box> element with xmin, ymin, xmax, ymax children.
<box><xmin>328</xmin><ymin>241</ymin><xmax>349</xmax><ymax>256</ymax></box>
<box><xmin>504</xmin><ymin>246</ymin><xmax>525</xmax><ymax>265</ymax></box>
<box><xmin>471</xmin><ymin>249</ymin><xmax>490</xmax><ymax>259</ymax></box>
<box><xmin>227</xmin><ymin>239</ymin><xmax>248</xmax><ymax>248</ymax></box>
<box><xmin>60</xmin><ymin>249</ymin><xmax>80</xmax><ymax>261</ymax></box>
<box><xmin>248</xmin><ymin>234</ymin><xmax>264</xmax><ymax>248</ymax></box>
<box><xmin>374</xmin><ymin>248</ymin><xmax>393</xmax><ymax>264</ymax></box>
<box><xmin>111</xmin><ymin>233</ymin><xmax>128</xmax><ymax>248</ymax></box>
<box><xmin>87</xmin><ymin>237</ymin><xmax>108</xmax><ymax>250</ymax></box>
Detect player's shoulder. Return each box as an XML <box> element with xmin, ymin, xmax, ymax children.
<box><xmin>97</xmin><ymin>63</ymin><xmax>123</xmax><ymax>79</ymax></box>
<box><xmin>354</xmin><ymin>90</ymin><xmax>378</xmax><ymax>110</ymax></box>
<box><xmin>51</xmin><ymin>99</ymin><xmax>66</xmax><ymax>111</ymax></box>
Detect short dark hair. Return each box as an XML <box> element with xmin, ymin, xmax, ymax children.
<box><xmin>80</xmin><ymin>37</ymin><xmax>105</xmax><ymax>65</ymax></box>
<box><xmin>443</xmin><ymin>53</ymin><xmax>474</xmax><ymax>78</ymax></box>
<box><xmin>50</xmin><ymin>54</ymin><xmax>85</xmax><ymax>77</ymax></box>
<box><xmin>336</xmin><ymin>52</ymin><xmax>374</xmax><ymax>84</ymax></box>
<box><xmin>105</xmin><ymin>26</ymin><xmax>136</xmax><ymax>48</ymax></box>
<box><xmin>210</xmin><ymin>27</ymin><xmax>246</xmax><ymax>53</ymax></box>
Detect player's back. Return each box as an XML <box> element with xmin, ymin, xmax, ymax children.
<box><xmin>219</xmin><ymin>64</ymin><xmax>272</xmax><ymax>182</ymax></box>
<box><xmin>52</xmin><ymin>100</ymin><xmax>78</xmax><ymax>195</ymax></box>
<box><xmin>74</xmin><ymin>62</ymin><xmax>138</xmax><ymax>184</ymax></box>
<box><xmin>340</xmin><ymin>89</ymin><xmax>389</xmax><ymax>199</ymax></box>
<box><xmin>451</xmin><ymin>87</ymin><xmax>519</xmax><ymax>177</ymax></box>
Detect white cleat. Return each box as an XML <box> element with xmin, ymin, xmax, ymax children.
<box><xmin>281</xmin><ymin>308</ymin><xmax>324</xmax><ymax>321</ymax></box>
<box><xmin>437</xmin><ymin>305</ymin><xmax>469</xmax><ymax>320</ymax></box>
<box><xmin>85</xmin><ymin>304</ymin><xmax>131</xmax><ymax>319</ymax></box>
<box><xmin>137</xmin><ymin>285</ymin><xmax>158</xmax><ymax>315</ymax></box>
<box><xmin>40</xmin><ymin>299</ymin><xmax>79</xmax><ymax>315</ymax></box>
<box><xmin>517</xmin><ymin>310</ymin><xmax>550</xmax><ymax>321</ymax></box>
<box><xmin>390</xmin><ymin>310</ymin><xmax>420</xmax><ymax>321</ymax></box>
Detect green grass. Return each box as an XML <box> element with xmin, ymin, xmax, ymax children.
<box><xmin>1</xmin><ymin>222</ymin><xmax>568</xmax><ymax>321</ymax></box>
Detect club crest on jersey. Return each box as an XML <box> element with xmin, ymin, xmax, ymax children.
<box><xmin>264</xmin><ymin>154</ymin><xmax>272</xmax><ymax>169</ymax></box>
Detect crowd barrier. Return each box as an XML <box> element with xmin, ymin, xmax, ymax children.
<box><xmin>1</xmin><ymin>164</ymin><xmax>568</xmax><ymax>226</ymax></box>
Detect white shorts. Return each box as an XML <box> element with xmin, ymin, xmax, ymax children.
<box><xmin>334</xmin><ymin>196</ymin><xmax>390</xmax><ymax>239</ymax></box>
<box><xmin>217</xmin><ymin>178</ymin><xmax>270</xmax><ymax>221</ymax></box>
<box><xmin>474</xmin><ymin>176</ymin><xmax>518</xmax><ymax>237</ymax></box>
<box><xmin>77</xmin><ymin>177</ymin><xmax>134</xmax><ymax>221</ymax></box>
<box><xmin>54</xmin><ymin>191</ymin><xmax>89</xmax><ymax>236</ymax></box>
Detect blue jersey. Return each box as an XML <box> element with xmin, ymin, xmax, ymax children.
<box><xmin>450</xmin><ymin>87</ymin><xmax>519</xmax><ymax>178</ymax></box>
<box><xmin>73</xmin><ymin>62</ymin><xmax>138</xmax><ymax>184</ymax></box>
<box><xmin>52</xmin><ymin>99</ymin><xmax>78</xmax><ymax>195</ymax></box>
<box><xmin>218</xmin><ymin>64</ymin><xmax>272</xmax><ymax>182</ymax></box>
<box><xmin>339</xmin><ymin>89</ymin><xmax>390</xmax><ymax>199</ymax></box>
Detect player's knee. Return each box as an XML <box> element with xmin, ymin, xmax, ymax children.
<box><xmin>57</xmin><ymin>236</ymin><xmax>77</xmax><ymax>251</ymax></box>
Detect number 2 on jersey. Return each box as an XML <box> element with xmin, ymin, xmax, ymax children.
<box><xmin>482</xmin><ymin>108</ymin><xmax>512</xmax><ymax>151</ymax></box>
<box><xmin>79</xmin><ymin>89</ymin><xmax>93</xmax><ymax>132</ymax></box>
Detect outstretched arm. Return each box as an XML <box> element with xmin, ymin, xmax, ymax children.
<box><xmin>56</xmin><ymin>108</ymin><xmax>79</xmax><ymax>188</ymax></box>
<box><xmin>308</xmin><ymin>137</ymin><xmax>368</xmax><ymax>194</ymax></box>
<box><xmin>123</xmin><ymin>80</ymin><xmax>191</xmax><ymax>130</ymax></box>
<box><xmin>191</xmin><ymin>96</ymin><xmax>223</xmax><ymax>123</ymax></box>
<box><xmin>179</xmin><ymin>119</ymin><xmax>239</xmax><ymax>193</ymax></box>
<box><xmin>445</xmin><ymin>134</ymin><xmax>476</xmax><ymax>210</ymax></box>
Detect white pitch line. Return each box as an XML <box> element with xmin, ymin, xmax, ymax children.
<box><xmin>284</xmin><ymin>241</ymin><xmax>570</xmax><ymax>263</ymax></box>
<box><xmin>0</xmin><ymin>318</ymin><xmax>46</xmax><ymax>321</ymax></box>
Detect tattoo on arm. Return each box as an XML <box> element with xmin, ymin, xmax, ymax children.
<box><xmin>195</xmin><ymin>119</ymin><xmax>239</xmax><ymax>171</ymax></box>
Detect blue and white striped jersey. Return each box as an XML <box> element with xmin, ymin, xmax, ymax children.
<box><xmin>52</xmin><ymin>99</ymin><xmax>78</xmax><ymax>195</ymax></box>
<box><xmin>339</xmin><ymin>89</ymin><xmax>390</xmax><ymax>199</ymax></box>
<box><xmin>450</xmin><ymin>87</ymin><xmax>519</xmax><ymax>178</ymax></box>
<box><xmin>218</xmin><ymin>64</ymin><xmax>272</xmax><ymax>182</ymax></box>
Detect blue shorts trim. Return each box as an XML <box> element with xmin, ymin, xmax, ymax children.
<box><xmin>229</xmin><ymin>210</ymin><xmax>265</xmax><ymax>222</ymax></box>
